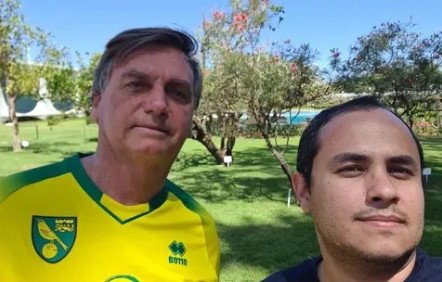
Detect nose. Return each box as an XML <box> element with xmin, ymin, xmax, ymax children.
<box><xmin>144</xmin><ymin>86</ymin><xmax>168</xmax><ymax>117</ymax></box>
<box><xmin>365</xmin><ymin>168</ymin><xmax>399</xmax><ymax>208</ymax></box>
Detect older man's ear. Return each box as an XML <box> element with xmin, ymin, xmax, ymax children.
<box><xmin>292</xmin><ymin>173</ymin><xmax>311</xmax><ymax>214</ymax></box>
<box><xmin>90</xmin><ymin>93</ymin><xmax>101</xmax><ymax>124</ymax></box>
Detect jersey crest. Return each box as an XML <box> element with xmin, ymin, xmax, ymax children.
<box><xmin>31</xmin><ymin>216</ymin><xmax>77</xmax><ymax>263</ymax></box>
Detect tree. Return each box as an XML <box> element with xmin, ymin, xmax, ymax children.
<box><xmin>44</xmin><ymin>47</ymin><xmax>76</xmax><ymax>107</ymax></box>
<box><xmin>331</xmin><ymin>21</ymin><xmax>442</xmax><ymax>128</ymax></box>
<box><xmin>194</xmin><ymin>0</ymin><xmax>286</xmax><ymax>164</ymax></box>
<box><xmin>241</xmin><ymin>44</ymin><xmax>327</xmax><ymax>184</ymax></box>
<box><xmin>0</xmin><ymin>0</ymin><xmax>58</xmax><ymax>151</ymax></box>
<box><xmin>197</xmin><ymin>0</ymin><xmax>327</xmax><ymax>189</ymax></box>
<box><xmin>74</xmin><ymin>52</ymin><xmax>101</xmax><ymax>118</ymax></box>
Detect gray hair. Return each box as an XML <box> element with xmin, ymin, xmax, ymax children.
<box><xmin>91</xmin><ymin>27</ymin><xmax>202</xmax><ymax>108</ymax></box>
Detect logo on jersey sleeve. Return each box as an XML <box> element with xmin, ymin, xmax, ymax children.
<box><xmin>168</xmin><ymin>240</ymin><xmax>187</xmax><ymax>266</ymax></box>
<box><xmin>31</xmin><ymin>216</ymin><xmax>77</xmax><ymax>263</ymax></box>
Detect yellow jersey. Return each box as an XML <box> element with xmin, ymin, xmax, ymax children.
<box><xmin>0</xmin><ymin>154</ymin><xmax>220</xmax><ymax>282</ymax></box>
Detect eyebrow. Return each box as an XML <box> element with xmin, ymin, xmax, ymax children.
<box><xmin>120</xmin><ymin>70</ymin><xmax>192</xmax><ymax>90</ymax></box>
<box><xmin>167</xmin><ymin>79</ymin><xmax>192</xmax><ymax>91</ymax></box>
<box><xmin>121</xmin><ymin>69</ymin><xmax>151</xmax><ymax>80</ymax></box>
<box><xmin>388</xmin><ymin>155</ymin><xmax>417</xmax><ymax>167</ymax></box>
<box><xmin>332</xmin><ymin>153</ymin><xmax>369</xmax><ymax>163</ymax></box>
<box><xmin>331</xmin><ymin>153</ymin><xmax>418</xmax><ymax>168</ymax></box>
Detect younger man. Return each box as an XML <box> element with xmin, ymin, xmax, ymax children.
<box><xmin>264</xmin><ymin>96</ymin><xmax>442</xmax><ymax>281</ymax></box>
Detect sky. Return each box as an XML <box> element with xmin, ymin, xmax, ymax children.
<box><xmin>20</xmin><ymin>0</ymin><xmax>442</xmax><ymax>67</ymax></box>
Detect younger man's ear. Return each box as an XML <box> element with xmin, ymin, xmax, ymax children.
<box><xmin>292</xmin><ymin>172</ymin><xmax>311</xmax><ymax>214</ymax></box>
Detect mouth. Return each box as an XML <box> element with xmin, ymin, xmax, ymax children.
<box><xmin>355</xmin><ymin>214</ymin><xmax>406</xmax><ymax>228</ymax></box>
<box><xmin>132</xmin><ymin>124</ymin><xmax>169</xmax><ymax>134</ymax></box>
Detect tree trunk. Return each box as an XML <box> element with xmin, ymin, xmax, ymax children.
<box><xmin>408</xmin><ymin>116</ymin><xmax>414</xmax><ymax>130</ymax></box>
<box><xmin>252</xmin><ymin>106</ymin><xmax>295</xmax><ymax>199</ymax></box>
<box><xmin>191</xmin><ymin>118</ymin><xmax>224</xmax><ymax>164</ymax></box>
<box><xmin>261</xmin><ymin>132</ymin><xmax>293</xmax><ymax>187</ymax></box>
<box><xmin>436</xmin><ymin>96</ymin><xmax>442</xmax><ymax>128</ymax></box>
<box><xmin>220</xmin><ymin>137</ymin><xmax>226</xmax><ymax>152</ymax></box>
<box><xmin>8</xmin><ymin>93</ymin><xmax>21</xmax><ymax>152</ymax></box>
<box><xmin>226</xmin><ymin>137</ymin><xmax>235</xmax><ymax>156</ymax></box>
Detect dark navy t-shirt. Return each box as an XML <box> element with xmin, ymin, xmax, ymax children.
<box><xmin>262</xmin><ymin>248</ymin><xmax>442</xmax><ymax>282</ymax></box>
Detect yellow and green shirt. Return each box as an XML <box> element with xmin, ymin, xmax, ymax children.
<box><xmin>0</xmin><ymin>154</ymin><xmax>220</xmax><ymax>282</ymax></box>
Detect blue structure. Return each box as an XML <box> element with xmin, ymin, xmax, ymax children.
<box><xmin>282</xmin><ymin>111</ymin><xmax>320</xmax><ymax>124</ymax></box>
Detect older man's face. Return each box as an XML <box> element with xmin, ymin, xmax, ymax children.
<box><xmin>91</xmin><ymin>45</ymin><xmax>194</xmax><ymax>161</ymax></box>
<box><xmin>302</xmin><ymin>109</ymin><xmax>424</xmax><ymax>263</ymax></box>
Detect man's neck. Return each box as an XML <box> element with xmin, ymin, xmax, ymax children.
<box><xmin>81</xmin><ymin>151</ymin><xmax>172</xmax><ymax>205</ymax></box>
<box><xmin>318</xmin><ymin>248</ymin><xmax>417</xmax><ymax>282</ymax></box>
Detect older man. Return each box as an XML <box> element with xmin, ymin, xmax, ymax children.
<box><xmin>264</xmin><ymin>96</ymin><xmax>442</xmax><ymax>281</ymax></box>
<box><xmin>0</xmin><ymin>27</ymin><xmax>219</xmax><ymax>281</ymax></box>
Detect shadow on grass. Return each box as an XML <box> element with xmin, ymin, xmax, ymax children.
<box><xmin>218</xmin><ymin>213</ymin><xmax>318</xmax><ymax>278</ymax></box>
<box><xmin>233</xmin><ymin>145</ymin><xmax>299</xmax><ymax>167</ymax></box>
<box><xmin>175</xmin><ymin>169</ymin><xmax>288</xmax><ymax>203</ymax></box>
<box><xmin>175</xmin><ymin>144</ymin><xmax>298</xmax><ymax>170</ymax></box>
<box><xmin>422</xmin><ymin>169</ymin><xmax>442</xmax><ymax>256</ymax></box>
<box><xmin>172</xmin><ymin>147</ymin><xmax>296</xmax><ymax>203</ymax></box>
<box><xmin>175</xmin><ymin>152</ymin><xmax>218</xmax><ymax>168</ymax></box>
<box><xmin>27</xmin><ymin>141</ymin><xmax>80</xmax><ymax>157</ymax></box>
<box><xmin>419</xmin><ymin>136</ymin><xmax>442</xmax><ymax>151</ymax></box>
<box><xmin>0</xmin><ymin>145</ymin><xmax>11</xmax><ymax>153</ymax></box>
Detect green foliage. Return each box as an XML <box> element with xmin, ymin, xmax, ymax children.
<box><xmin>198</xmin><ymin>0</ymin><xmax>286</xmax><ymax>118</ymax></box>
<box><xmin>75</xmin><ymin>52</ymin><xmax>101</xmax><ymax>115</ymax></box>
<box><xmin>0</xmin><ymin>0</ymin><xmax>73</xmax><ymax>152</ymax></box>
<box><xmin>198</xmin><ymin>0</ymin><xmax>329</xmax><ymax>183</ymax></box>
<box><xmin>46</xmin><ymin>115</ymin><xmax>63</xmax><ymax>128</ymax></box>
<box><xmin>0</xmin><ymin>0</ymin><xmax>51</xmax><ymax>93</ymax></box>
<box><xmin>43</xmin><ymin>47</ymin><xmax>76</xmax><ymax>103</ymax></box>
<box><xmin>192</xmin><ymin>0</ymin><xmax>290</xmax><ymax>162</ymax></box>
<box><xmin>332</xmin><ymin>21</ymin><xmax>442</xmax><ymax>128</ymax></box>
<box><xmin>413</xmin><ymin>119</ymin><xmax>439</xmax><ymax>136</ymax></box>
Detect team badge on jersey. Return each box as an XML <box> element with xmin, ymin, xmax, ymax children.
<box><xmin>31</xmin><ymin>216</ymin><xmax>77</xmax><ymax>263</ymax></box>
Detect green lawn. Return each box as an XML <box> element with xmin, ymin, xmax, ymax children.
<box><xmin>1</xmin><ymin>119</ymin><xmax>441</xmax><ymax>281</ymax></box>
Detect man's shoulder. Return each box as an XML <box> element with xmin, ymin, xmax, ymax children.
<box><xmin>408</xmin><ymin>248</ymin><xmax>442</xmax><ymax>281</ymax></box>
<box><xmin>405</xmin><ymin>248</ymin><xmax>442</xmax><ymax>282</ymax></box>
<box><xmin>262</xmin><ymin>256</ymin><xmax>321</xmax><ymax>282</ymax></box>
<box><xmin>165</xmin><ymin>180</ymin><xmax>220</xmax><ymax>274</ymax></box>
<box><xmin>0</xmin><ymin>157</ymin><xmax>70</xmax><ymax>203</ymax></box>
<box><xmin>165</xmin><ymin>180</ymin><xmax>212</xmax><ymax>219</ymax></box>
<box><xmin>427</xmin><ymin>255</ymin><xmax>442</xmax><ymax>272</ymax></box>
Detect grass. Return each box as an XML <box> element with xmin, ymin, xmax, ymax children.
<box><xmin>1</xmin><ymin>119</ymin><xmax>442</xmax><ymax>281</ymax></box>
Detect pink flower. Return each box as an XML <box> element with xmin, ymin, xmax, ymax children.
<box><xmin>235</xmin><ymin>24</ymin><xmax>245</xmax><ymax>32</ymax></box>
<box><xmin>290</xmin><ymin>63</ymin><xmax>298</xmax><ymax>73</ymax></box>
<box><xmin>233</xmin><ymin>12</ymin><xmax>248</xmax><ymax>24</ymax></box>
<box><xmin>213</xmin><ymin>10</ymin><xmax>225</xmax><ymax>21</ymax></box>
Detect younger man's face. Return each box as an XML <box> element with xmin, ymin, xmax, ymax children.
<box><xmin>302</xmin><ymin>109</ymin><xmax>424</xmax><ymax>263</ymax></box>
